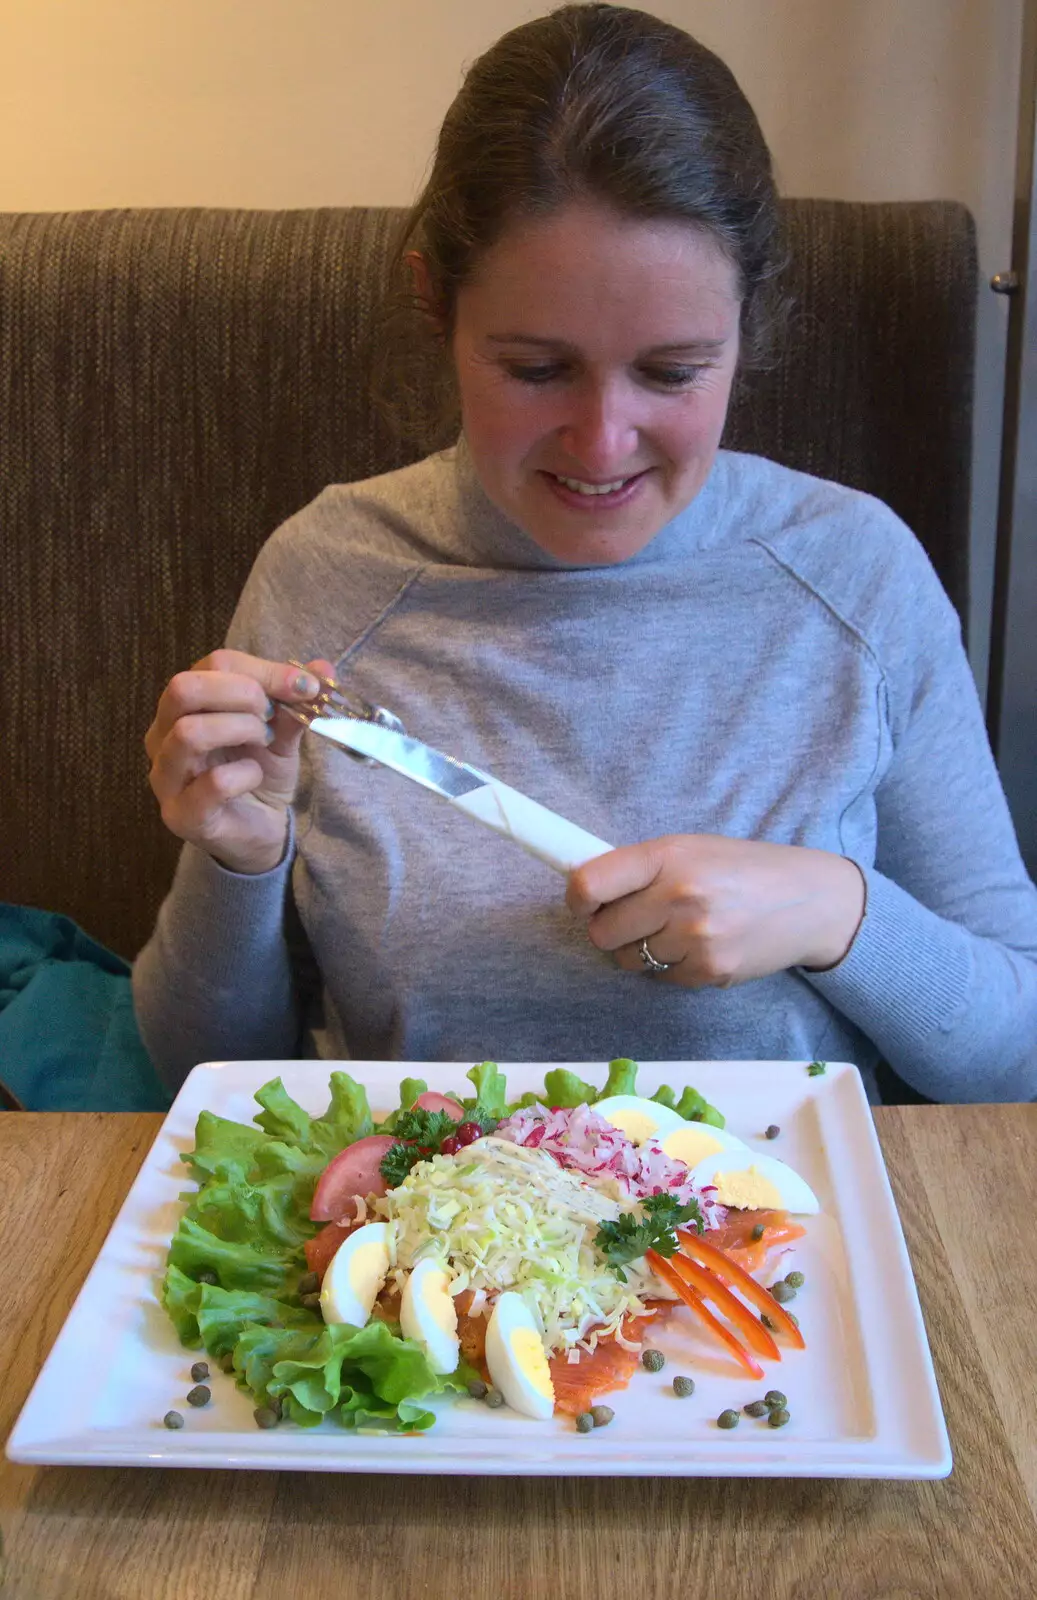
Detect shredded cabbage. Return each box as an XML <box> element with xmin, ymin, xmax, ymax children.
<box><xmin>376</xmin><ymin>1138</ymin><xmax>658</xmax><ymax>1354</ymax></box>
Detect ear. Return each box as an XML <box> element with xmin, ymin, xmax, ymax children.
<box><xmin>405</xmin><ymin>250</ymin><xmax>446</xmax><ymax>335</ymax></box>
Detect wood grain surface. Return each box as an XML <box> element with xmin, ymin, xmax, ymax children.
<box><xmin>1</xmin><ymin>1107</ymin><xmax>1035</xmax><ymax>1600</ymax></box>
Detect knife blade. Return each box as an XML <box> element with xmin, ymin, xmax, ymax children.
<box><xmin>307</xmin><ymin>714</ymin><xmax>614</xmax><ymax>875</ymax></box>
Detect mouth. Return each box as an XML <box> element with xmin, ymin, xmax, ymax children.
<box><xmin>540</xmin><ymin>469</ymin><xmax>650</xmax><ymax>510</ymax></box>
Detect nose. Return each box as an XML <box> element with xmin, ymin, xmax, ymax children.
<box><xmin>556</xmin><ymin>377</ymin><xmax>639</xmax><ymax>475</ymax></box>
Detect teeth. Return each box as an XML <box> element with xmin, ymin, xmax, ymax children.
<box><xmin>555</xmin><ymin>474</ymin><xmax>631</xmax><ymax>496</ymax></box>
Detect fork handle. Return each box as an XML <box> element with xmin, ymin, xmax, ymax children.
<box><xmin>450</xmin><ymin>779</ymin><xmax>614</xmax><ymax>875</ymax></box>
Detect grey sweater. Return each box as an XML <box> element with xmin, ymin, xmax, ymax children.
<box><xmin>133</xmin><ymin>439</ymin><xmax>1037</xmax><ymax>1103</ymax></box>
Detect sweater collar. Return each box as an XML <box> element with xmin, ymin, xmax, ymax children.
<box><xmin>450</xmin><ymin>431</ymin><xmax>730</xmax><ymax>572</ymax></box>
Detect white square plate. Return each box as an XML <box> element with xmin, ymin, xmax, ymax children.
<box><xmin>7</xmin><ymin>1059</ymin><xmax>951</xmax><ymax>1477</ymax></box>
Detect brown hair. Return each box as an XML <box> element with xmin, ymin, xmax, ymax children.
<box><xmin>374</xmin><ymin>2</ymin><xmax>786</xmax><ymax>452</ymax></box>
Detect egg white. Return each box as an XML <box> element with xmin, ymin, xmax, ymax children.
<box><xmin>319</xmin><ymin>1221</ymin><xmax>392</xmax><ymax>1326</ymax></box>
<box><xmin>484</xmin><ymin>1292</ymin><xmax>555</xmax><ymax>1421</ymax></box>
<box><xmin>400</xmin><ymin>1256</ymin><xmax>460</xmax><ymax>1375</ymax></box>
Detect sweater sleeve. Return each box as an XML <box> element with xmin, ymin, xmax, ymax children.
<box><xmin>131</xmin><ymin>829</ymin><xmax>302</xmax><ymax>1093</ymax></box>
<box><xmin>131</xmin><ymin>522</ymin><xmax>320</xmax><ymax>1094</ymax></box>
<box><xmin>802</xmin><ymin>553</ymin><xmax>1037</xmax><ymax>1103</ymax></box>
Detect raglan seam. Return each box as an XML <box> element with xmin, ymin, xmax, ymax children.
<box><xmin>751</xmin><ymin>535</ymin><xmax>893</xmax><ymax>859</ymax></box>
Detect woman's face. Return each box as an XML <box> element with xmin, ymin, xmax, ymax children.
<box><xmin>448</xmin><ymin>200</ymin><xmax>742</xmax><ymax>564</ymax></box>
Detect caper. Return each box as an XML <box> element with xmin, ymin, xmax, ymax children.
<box><xmin>197</xmin><ymin>1270</ymin><xmax>218</xmax><ymax>1286</ymax></box>
<box><xmin>575</xmin><ymin>1412</ymin><xmax>595</xmax><ymax>1434</ymax></box>
<box><xmin>770</xmin><ymin>1281</ymin><xmax>796</xmax><ymax>1303</ymax></box>
<box><xmin>751</xmin><ymin>1223</ymin><xmax>766</xmax><ymax>1241</ymax></box>
<box><xmin>785</xmin><ymin>1270</ymin><xmax>805</xmax><ymax>1289</ymax></box>
<box><xmin>788</xmin><ymin>1312</ymin><xmax>800</xmax><ymax>1327</ymax></box>
<box><xmin>765</xmin><ymin>1125</ymin><xmax>781</xmax><ymax>1140</ymax></box>
<box><xmin>484</xmin><ymin>1387</ymin><xmax>504</xmax><ymax>1409</ymax></box>
<box><xmin>672</xmin><ymin>1376</ymin><xmax>695</xmax><ymax>1398</ymax></box>
<box><xmin>190</xmin><ymin>1361</ymin><xmax>210</xmax><ymax>1383</ymax></box>
<box><xmin>218</xmin><ymin>1351</ymin><xmax>236</xmax><ymax>1373</ymax></box>
<box><xmin>764</xmin><ymin>1389</ymin><xmax>787</xmax><ymax>1409</ymax></box>
<box><xmin>760</xmin><ymin>1313</ymin><xmax>776</xmax><ymax>1331</ymax></box>
<box><xmin>163</xmin><ymin>1410</ymin><xmax>184</xmax><ymax>1430</ymax></box>
<box><xmin>744</xmin><ymin>1400</ymin><xmax>769</xmax><ymax>1418</ymax></box>
<box><xmin>590</xmin><ymin>1405</ymin><xmax>615</xmax><ymax>1428</ymax></box>
<box><xmin>300</xmin><ymin>1292</ymin><xmax>323</xmax><ymax>1312</ymax></box>
<box><xmin>768</xmin><ymin>1408</ymin><xmax>791</xmax><ymax>1428</ymax></box>
<box><xmin>298</xmin><ymin>1271</ymin><xmax>320</xmax><ymax>1297</ymax></box>
<box><xmin>467</xmin><ymin>1378</ymin><xmax>488</xmax><ymax>1399</ymax></box>
<box><xmin>717</xmin><ymin>1409</ymin><xmax>739</xmax><ymax>1429</ymax></box>
<box><xmin>186</xmin><ymin>1384</ymin><xmax>210</xmax><ymax>1407</ymax></box>
<box><xmin>254</xmin><ymin>1406</ymin><xmax>280</xmax><ymax>1429</ymax></box>
<box><xmin>641</xmin><ymin>1348</ymin><xmax>665</xmax><ymax>1372</ymax></box>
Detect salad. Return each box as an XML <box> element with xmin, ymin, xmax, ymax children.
<box><xmin>162</xmin><ymin>1059</ymin><xmax>817</xmax><ymax>1433</ymax></box>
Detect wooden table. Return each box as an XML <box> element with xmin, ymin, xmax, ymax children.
<box><xmin>2</xmin><ymin>1108</ymin><xmax>1036</xmax><ymax>1600</ymax></box>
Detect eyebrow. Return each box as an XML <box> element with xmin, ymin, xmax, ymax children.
<box><xmin>484</xmin><ymin>334</ymin><xmax>729</xmax><ymax>355</ymax></box>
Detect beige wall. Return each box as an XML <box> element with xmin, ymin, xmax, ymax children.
<box><xmin>1</xmin><ymin>0</ymin><xmax>1024</xmax><ymax>692</ymax></box>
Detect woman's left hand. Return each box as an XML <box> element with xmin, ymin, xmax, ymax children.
<box><xmin>565</xmin><ymin>834</ymin><xmax>866</xmax><ymax>987</ymax></box>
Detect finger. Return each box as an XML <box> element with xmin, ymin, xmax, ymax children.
<box><xmin>149</xmin><ymin>712</ymin><xmax>273</xmax><ymax>801</ymax></box>
<box><xmin>266</xmin><ymin>656</ymin><xmax>337</xmax><ymax>757</ymax></box>
<box><xmin>190</xmin><ymin>649</ymin><xmax>324</xmax><ymax>699</ymax></box>
<box><xmin>566</xmin><ymin>839</ymin><xmax>668</xmax><ymax>918</ymax></box>
<box><xmin>148</xmin><ymin>657</ymin><xmax>323</xmax><ymax>756</ymax></box>
<box><xmin>158</xmin><ymin>758</ymin><xmax>266</xmax><ymax>842</ymax></box>
<box><xmin>612</xmin><ymin>935</ymin><xmax>682</xmax><ymax>976</ymax></box>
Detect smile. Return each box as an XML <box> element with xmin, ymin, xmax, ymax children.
<box><xmin>552</xmin><ymin>473</ymin><xmax>639</xmax><ymax>496</ymax></box>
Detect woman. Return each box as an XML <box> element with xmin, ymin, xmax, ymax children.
<box><xmin>134</xmin><ymin>3</ymin><xmax>1037</xmax><ymax>1103</ymax></box>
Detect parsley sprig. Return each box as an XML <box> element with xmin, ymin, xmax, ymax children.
<box><xmin>595</xmin><ymin>1194</ymin><xmax>704</xmax><ymax>1281</ymax></box>
<box><xmin>378</xmin><ymin>1108</ymin><xmax>463</xmax><ymax>1186</ymax></box>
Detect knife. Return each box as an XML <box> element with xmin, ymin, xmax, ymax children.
<box><xmin>305</xmin><ymin>712</ymin><xmax>614</xmax><ymax>876</ymax></box>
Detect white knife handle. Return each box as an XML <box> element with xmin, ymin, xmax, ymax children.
<box><xmin>450</xmin><ymin>779</ymin><xmax>614</xmax><ymax>875</ymax></box>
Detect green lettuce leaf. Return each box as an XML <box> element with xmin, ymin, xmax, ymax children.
<box><xmin>253</xmin><ymin>1071</ymin><xmax>373</xmax><ymax>1158</ymax></box>
<box><xmin>464</xmin><ymin>1060</ymin><xmax>509</xmax><ymax>1121</ymax></box>
<box><xmin>601</xmin><ymin>1058</ymin><xmax>638</xmax><ymax>1096</ymax></box>
<box><xmin>167</xmin><ymin>1212</ymin><xmax>303</xmax><ymax>1296</ymax></box>
<box><xmin>180</xmin><ymin>1111</ymin><xmax>269</xmax><ymax>1183</ymax></box>
<box><xmin>542</xmin><ymin>1067</ymin><xmax>599</xmax><ymax>1108</ymax></box>
<box><xmin>377</xmin><ymin>1076</ymin><xmax>429</xmax><ymax>1132</ymax></box>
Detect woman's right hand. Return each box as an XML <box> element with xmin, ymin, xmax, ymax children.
<box><xmin>145</xmin><ymin>649</ymin><xmax>333</xmax><ymax>875</ymax></box>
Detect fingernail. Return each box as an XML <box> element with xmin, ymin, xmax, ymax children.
<box><xmin>264</xmin><ymin>724</ymin><xmax>276</xmax><ymax>744</ymax></box>
<box><xmin>263</xmin><ymin>698</ymin><xmax>276</xmax><ymax>721</ymax></box>
<box><xmin>293</xmin><ymin>673</ymin><xmax>319</xmax><ymax>696</ymax></box>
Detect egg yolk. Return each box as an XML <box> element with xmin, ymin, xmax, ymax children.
<box><xmin>603</xmin><ymin>1109</ymin><xmax>658</xmax><ymax>1144</ymax></box>
<box><xmin>510</xmin><ymin>1327</ymin><xmax>555</xmax><ymax>1402</ymax></box>
<box><xmin>661</xmin><ymin>1127</ymin><xmax>725</xmax><ymax>1166</ymax></box>
<box><xmin>713</xmin><ymin>1166</ymin><xmax>785</xmax><ymax>1210</ymax></box>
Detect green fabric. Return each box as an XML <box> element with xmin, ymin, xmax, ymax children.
<box><xmin>0</xmin><ymin>904</ymin><xmax>171</xmax><ymax>1112</ymax></box>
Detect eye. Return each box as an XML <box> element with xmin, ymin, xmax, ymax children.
<box><xmin>640</xmin><ymin>365</ymin><xmax>712</xmax><ymax>389</ymax></box>
<box><xmin>503</xmin><ymin>364</ymin><xmax>566</xmax><ymax>385</ymax></box>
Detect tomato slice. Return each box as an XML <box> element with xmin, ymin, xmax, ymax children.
<box><xmin>646</xmin><ymin>1249</ymin><xmax>764</xmax><ymax>1379</ymax></box>
<box><xmin>667</xmin><ymin>1252</ymin><xmax>780</xmax><ymax>1361</ymax></box>
<box><xmin>677</xmin><ymin>1227</ymin><xmax>806</xmax><ymax>1350</ymax></box>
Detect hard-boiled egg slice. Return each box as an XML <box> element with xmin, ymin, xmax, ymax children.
<box><xmin>593</xmin><ymin>1094</ymin><xmax>688</xmax><ymax>1145</ymax></box>
<box><xmin>484</xmin><ymin>1292</ymin><xmax>555</xmax><ymax>1421</ymax></box>
<box><xmin>400</xmin><ymin>1256</ymin><xmax>460</xmax><ymax>1375</ymax></box>
<box><xmin>319</xmin><ymin>1221</ymin><xmax>393</xmax><ymax>1326</ymax></box>
<box><xmin>659</xmin><ymin>1122</ymin><xmax>752</xmax><ymax>1169</ymax></box>
<box><xmin>688</xmin><ymin>1151</ymin><xmax>820</xmax><ymax>1215</ymax></box>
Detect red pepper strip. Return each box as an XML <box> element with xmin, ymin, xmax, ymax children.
<box><xmin>676</xmin><ymin>1228</ymin><xmax>806</xmax><ymax>1351</ymax></box>
<box><xmin>667</xmin><ymin>1252</ymin><xmax>780</xmax><ymax>1361</ymax></box>
<box><xmin>645</xmin><ymin>1249</ymin><xmax>764</xmax><ymax>1379</ymax></box>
